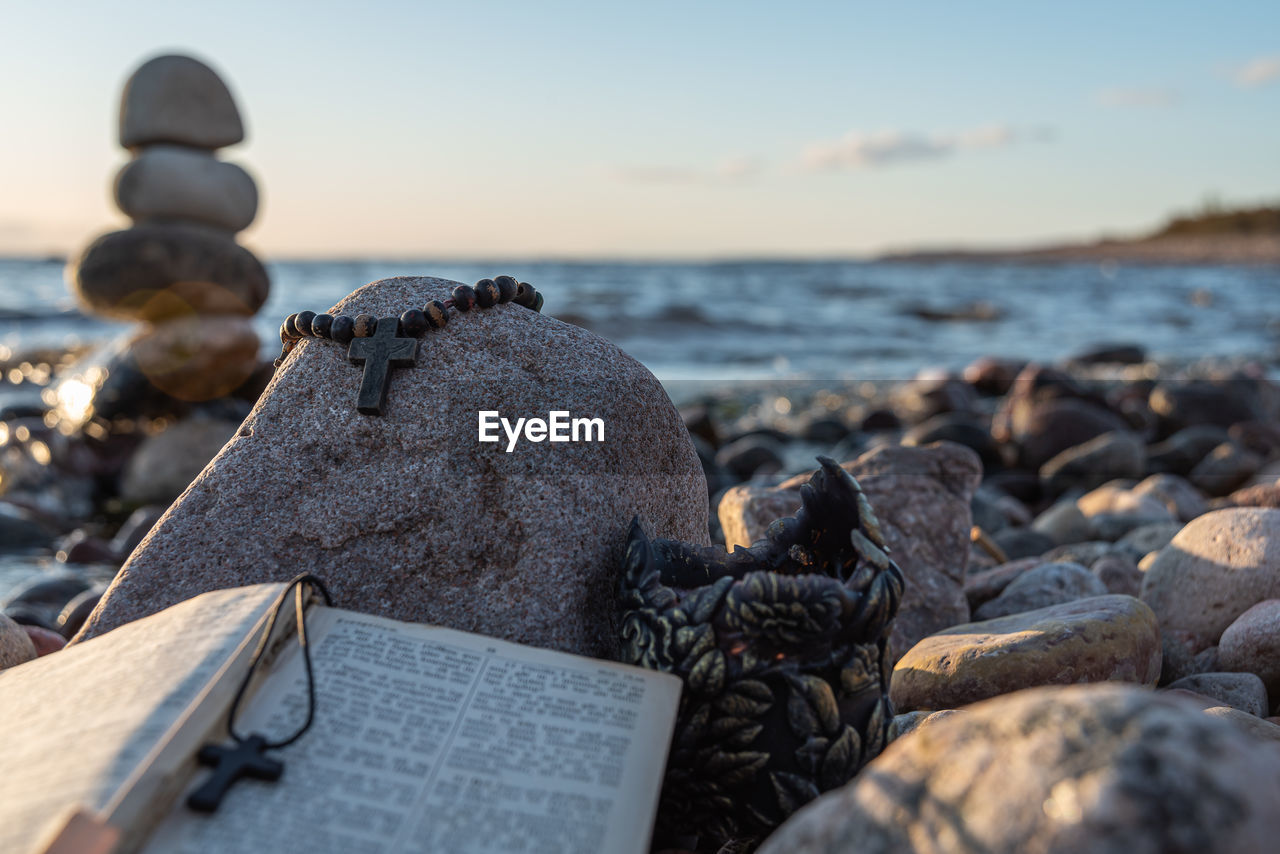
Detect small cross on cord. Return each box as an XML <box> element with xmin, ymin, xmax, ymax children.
<box><xmin>347</xmin><ymin>318</ymin><xmax>418</xmax><ymax>415</ymax></box>
<box><xmin>186</xmin><ymin>734</ymin><xmax>285</xmax><ymax>812</ymax></box>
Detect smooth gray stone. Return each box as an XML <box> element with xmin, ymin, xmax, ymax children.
<box><xmin>115</xmin><ymin>145</ymin><xmax>257</xmax><ymax>232</ymax></box>
<box><xmin>119</xmin><ymin>54</ymin><xmax>244</xmax><ymax>149</ymax></box>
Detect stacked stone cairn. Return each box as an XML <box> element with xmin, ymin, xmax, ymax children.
<box><xmin>67</xmin><ymin>54</ymin><xmax>268</xmax><ymax>416</ymax></box>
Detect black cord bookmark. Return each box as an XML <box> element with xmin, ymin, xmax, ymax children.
<box><xmin>187</xmin><ymin>573</ymin><xmax>333</xmax><ymax>813</ymax></box>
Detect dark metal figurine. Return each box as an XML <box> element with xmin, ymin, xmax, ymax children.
<box><xmin>619</xmin><ymin>457</ymin><xmax>904</xmax><ymax>851</ymax></box>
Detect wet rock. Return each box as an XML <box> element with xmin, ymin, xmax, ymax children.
<box><xmin>23</xmin><ymin>624</ymin><xmax>66</xmax><ymax>657</ymax></box>
<box><xmin>75</xmin><ymin>276</ymin><xmax>708</xmax><ymax>659</ymax></box>
<box><xmin>114</xmin><ymin>144</ymin><xmax>258</xmax><ymax>232</ymax></box>
<box><xmin>55</xmin><ymin>530</ymin><xmax>117</xmax><ymax>564</ymax></box>
<box><xmin>901</xmin><ymin>413</ymin><xmax>1001</xmax><ymax>471</ymax></box>
<box><xmin>120</xmin><ymin>418</ymin><xmax>240</xmax><ymax>505</ymax></box>
<box><xmin>1166</xmin><ymin>672</ymin><xmax>1268</xmax><ymax>717</ymax></box>
<box><xmin>1190</xmin><ymin>441</ymin><xmax>1264</xmax><ymax>497</ymax></box>
<box><xmin>0</xmin><ymin>502</ymin><xmax>59</xmax><ymax>552</ymax></box>
<box><xmin>1218</xmin><ymin>600</ymin><xmax>1280</xmax><ymax>701</ymax></box>
<box><xmin>109</xmin><ymin>505</ymin><xmax>168</xmax><ymax>557</ymax></box>
<box><xmin>56</xmin><ymin>589</ymin><xmax>103</xmax><ymax>639</ymax></box>
<box><xmin>760</xmin><ymin>684</ymin><xmax>1280</xmax><ymax>854</ymax></box>
<box><xmin>973</xmin><ymin>561</ymin><xmax>1106</xmax><ymax>620</ymax></box>
<box><xmin>890</xmin><ymin>595</ymin><xmax>1161</xmax><ymax>711</ymax></box>
<box><xmin>1039</xmin><ymin>430</ymin><xmax>1146</xmax><ymax>494</ymax></box>
<box><xmin>3</xmin><ymin>573</ymin><xmax>91</xmax><ymax>615</ymax></box>
<box><xmin>0</xmin><ymin>613</ymin><xmax>37</xmax><ymax>670</ymax></box>
<box><xmin>119</xmin><ymin>54</ymin><xmax>245</xmax><ymax>149</ymax></box>
<box><xmin>1146</xmin><ymin>425</ymin><xmax>1230</xmax><ymax>476</ymax></box>
<box><xmin>1131</xmin><ymin>472</ymin><xmax>1207</xmax><ymax>521</ymax></box>
<box><xmin>719</xmin><ymin>442</ymin><xmax>979</xmax><ymax>661</ymax></box>
<box><xmin>1141</xmin><ymin>508</ymin><xmax>1280</xmax><ymax>651</ymax></box>
<box><xmin>989</xmin><ymin>527</ymin><xmax>1055</xmax><ymax>561</ymax></box>
<box><xmin>70</xmin><ymin>222</ymin><xmax>270</xmax><ymax>321</ymax></box>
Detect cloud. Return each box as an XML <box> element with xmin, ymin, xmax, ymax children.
<box><xmin>609</xmin><ymin>155</ymin><xmax>764</xmax><ymax>186</ymax></box>
<box><xmin>1096</xmin><ymin>87</ymin><xmax>1179</xmax><ymax>108</ymax></box>
<box><xmin>799</xmin><ymin>124</ymin><xmax>1050</xmax><ymax>172</ymax></box>
<box><xmin>1232</xmin><ymin>55</ymin><xmax>1280</xmax><ymax>87</ymax></box>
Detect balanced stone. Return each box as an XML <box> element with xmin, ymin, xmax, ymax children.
<box><xmin>718</xmin><ymin>442</ymin><xmax>979</xmax><ymax>661</ymax></box>
<box><xmin>114</xmin><ymin>145</ymin><xmax>258</xmax><ymax>232</ymax></box>
<box><xmin>119</xmin><ymin>55</ymin><xmax>244</xmax><ymax>149</ymax></box>
<box><xmin>758</xmin><ymin>684</ymin><xmax>1280</xmax><ymax>854</ymax></box>
<box><xmin>891</xmin><ymin>594</ymin><xmax>1161</xmax><ymax>711</ymax></box>
<box><xmin>74</xmin><ymin>277</ymin><xmax>708</xmax><ymax>658</ymax></box>
<box><xmin>70</xmin><ymin>222</ymin><xmax>269</xmax><ymax>321</ymax></box>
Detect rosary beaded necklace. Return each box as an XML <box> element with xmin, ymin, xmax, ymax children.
<box><xmin>275</xmin><ymin>275</ymin><xmax>543</xmax><ymax>415</ymax></box>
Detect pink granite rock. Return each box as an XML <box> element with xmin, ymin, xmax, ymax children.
<box><xmin>74</xmin><ymin>276</ymin><xmax>708</xmax><ymax>658</ymax></box>
<box><xmin>718</xmin><ymin>442</ymin><xmax>980</xmax><ymax>661</ymax></box>
<box><xmin>1140</xmin><ymin>508</ymin><xmax>1280</xmax><ymax>651</ymax></box>
<box><xmin>758</xmin><ymin>684</ymin><xmax>1280</xmax><ymax>854</ymax></box>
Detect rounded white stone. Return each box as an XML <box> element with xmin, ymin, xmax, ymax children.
<box><xmin>114</xmin><ymin>145</ymin><xmax>258</xmax><ymax>232</ymax></box>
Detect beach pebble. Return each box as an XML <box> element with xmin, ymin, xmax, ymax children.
<box><xmin>1218</xmin><ymin>600</ymin><xmax>1280</xmax><ymax>701</ymax></box>
<box><xmin>973</xmin><ymin>561</ymin><xmax>1106</xmax><ymax>620</ymax></box>
<box><xmin>1114</xmin><ymin>521</ymin><xmax>1183</xmax><ymax>561</ymax></box>
<box><xmin>1077</xmin><ymin>484</ymin><xmax>1175</xmax><ymax>540</ymax></box>
<box><xmin>23</xmin><ymin>624</ymin><xmax>66</xmax><ymax>657</ymax></box>
<box><xmin>714</xmin><ymin>434</ymin><xmax>784</xmax><ymax>481</ymax></box>
<box><xmin>110</xmin><ymin>505</ymin><xmax>168</xmax><ymax>558</ymax></box>
<box><xmin>901</xmin><ymin>413</ymin><xmax>1001</xmax><ymax>470</ymax></box>
<box><xmin>890</xmin><ymin>594</ymin><xmax>1160</xmax><ymax>712</ymax></box>
<box><xmin>964</xmin><ymin>557</ymin><xmax>1040</xmax><ymax>610</ymax></box>
<box><xmin>760</xmin><ymin>684</ymin><xmax>1280</xmax><ymax>854</ymax></box>
<box><xmin>1222</xmin><ymin>481</ymin><xmax>1280</xmax><ymax>509</ymax></box>
<box><xmin>888</xmin><ymin>372</ymin><xmax>976</xmax><ymax>423</ymax></box>
<box><xmin>888</xmin><ymin>709</ymin><xmax>960</xmax><ymax>742</ymax></box>
<box><xmin>1203</xmin><ymin>706</ymin><xmax>1280</xmax><ymax>744</ymax></box>
<box><xmin>114</xmin><ymin>145</ymin><xmax>258</xmax><ymax>232</ymax></box>
<box><xmin>56</xmin><ymin>589</ymin><xmax>103</xmax><ymax>639</ymax></box>
<box><xmin>1141</xmin><ymin>507</ymin><xmax>1280</xmax><ymax>650</ymax></box>
<box><xmin>1039</xmin><ymin>430</ymin><xmax>1145</xmax><ymax>493</ymax></box>
<box><xmin>55</xmin><ymin>529</ymin><xmax>117</xmax><ymax>564</ymax></box>
<box><xmin>0</xmin><ymin>503</ymin><xmax>59</xmax><ymax>553</ymax></box>
<box><xmin>962</xmin><ymin>355</ymin><xmax>1025</xmax><ymax>395</ymax></box>
<box><xmin>119</xmin><ymin>54</ymin><xmax>244</xmax><ymax>149</ymax></box>
<box><xmin>1146</xmin><ymin>424</ymin><xmax>1230</xmax><ymax>476</ymax></box>
<box><xmin>1150</xmin><ymin>380</ymin><xmax>1260</xmax><ymax>433</ymax></box>
<box><xmin>0</xmin><ymin>613</ymin><xmax>37</xmax><ymax>670</ymax></box>
<box><xmin>1190</xmin><ymin>441</ymin><xmax>1264</xmax><ymax>496</ymax></box>
<box><xmin>1166</xmin><ymin>672</ymin><xmax>1268</xmax><ymax>717</ymax></box>
<box><xmin>1131</xmin><ymin>472</ymin><xmax>1207</xmax><ymax>521</ymax></box>
<box><xmin>1229</xmin><ymin>420</ymin><xmax>1280</xmax><ymax>459</ymax></box>
<box><xmin>1068</xmin><ymin>342</ymin><xmax>1146</xmax><ymax>364</ymax></box>
<box><xmin>990</xmin><ymin>527</ymin><xmax>1055</xmax><ymax>561</ymax></box>
<box><xmin>719</xmin><ymin>442</ymin><xmax>979</xmax><ymax>661</ymax></box>
<box><xmin>75</xmin><ymin>276</ymin><xmax>708</xmax><ymax>659</ymax></box>
<box><xmin>1010</xmin><ymin>397</ymin><xmax>1129</xmax><ymax>470</ymax></box>
<box><xmin>121</xmin><ymin>418</ymin><xmax>239</xmax><ymax>504</ymax></box>
<box><xmin>71</xmin><ymin>222</ymin><xmax>269</xmax><ymax>321</ymax></box>
<box><xmin>1090</xmin><ymin>553</ymin><xmax>1144</xmax><ymax>596</ymax></box>
<box><xmin>1031</xmin><ymin>498</ymin><xmax>1093</xmax><ymax>544</ymax></box>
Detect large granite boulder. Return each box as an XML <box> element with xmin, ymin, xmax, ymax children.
<box><xmin>74</xmin><ymin>276</ymin><xmax>708</xmax><ymax>658</ymax></box>
<box><xmin>758</xmin><ymin>684</ymin><xmax>1280</xmax><ymax>854</ymax></box>
<box><xmin>1141</xmin><ymin>508</ymin><xmax>1280</xmax><ymax>651</ymax></box>
<box><xmin>718</xmin><ymin>442</ymin><xmax>980</xmax><ymax>661</ymax></box>
<box><xmin>891</xmin><ymin>594</ymin><xmax>1161</xmax><ymax>711</ymax></box>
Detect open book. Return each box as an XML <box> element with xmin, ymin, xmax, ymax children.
<box><xmin>0</xmin><ymin>583</ymin><xmax>680</xmax><ymax>854</ymax></box>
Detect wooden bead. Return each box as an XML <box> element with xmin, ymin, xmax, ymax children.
<box><xmin>452</xmin><ymin>285</ymin><xmax>477</xmax><ymax>311</ymax></box>
<box><xmin>425</xmin><ymin>300</ymin><xmax>449</xmax><ymax>328</ymax></box>
<box><xmin>400</xmin><ymin>308</ymin><xmax>428</xmax><ymax>337</ymax></box>
<box><xmin>279</xmin><ymin>322</ymin><xmax>293</xmax><ymax>345</ymax></box>
<box><xmin>284</xmin><ymin>313</ymin><xmax>301</xmax><ymax>337</ymax></box>
<box><xmin>296</xmin><ymin>311</ymin><xmax>316</xmax><ymax>336</ymax></box>
<box><xmin>513</xmin><ymin>283</ymin><xmax>537</xmax><ymax>308</ymax></box>
<box><xmin>311</xmin><ymin>313</ymin><xmax>334</xmax><ymax>339</ymax></box>
<box><xmin>353</xmin><ymin>314</ymin><xmax>378</xmax><ymax>337</ymax></box>
<box><xmin>494</xmin><ymin>275</ymin><xmax>518</xmax><ymax>303</ymax></box>
<box><xmin>330</xmin><ymin>315</ymin><xmax>355</xmax><ymax>344</ymax></box>
<box><xmin>474</xmin><ymin>278</ymin><xmax>500</xmax><ymax>308</ymax></box>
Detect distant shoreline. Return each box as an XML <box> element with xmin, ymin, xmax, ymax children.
<box><xmin>881</xmin><ymin>233</ymin><xmax>1280</xmax><ymax>266</ymax></box>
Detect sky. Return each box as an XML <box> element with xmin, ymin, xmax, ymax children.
<box><xmin>0</xmin><ymin>1</ymin><xmax>1277</xmax><ymax>259</ymax></box>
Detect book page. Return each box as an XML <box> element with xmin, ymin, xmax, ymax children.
<box><xmin>0</xmin><ymin>583</ymin><xmax>284</xmax><ymax>854</ymax></box>
<box><xmin>144</xmin><ymin>607</ymin><xmax>681</xmax><ymax>854</ymax></box>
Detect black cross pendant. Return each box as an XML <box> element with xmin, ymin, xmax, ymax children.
<box><xmin>186</xmin><ymin>734</ymin><xmax>285</xmax><ymax>813</ymax></box>
<box><xmin>347</xmin><ymin>317</ymin><xmax>418</xmax><ymax>415</ymax></box>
